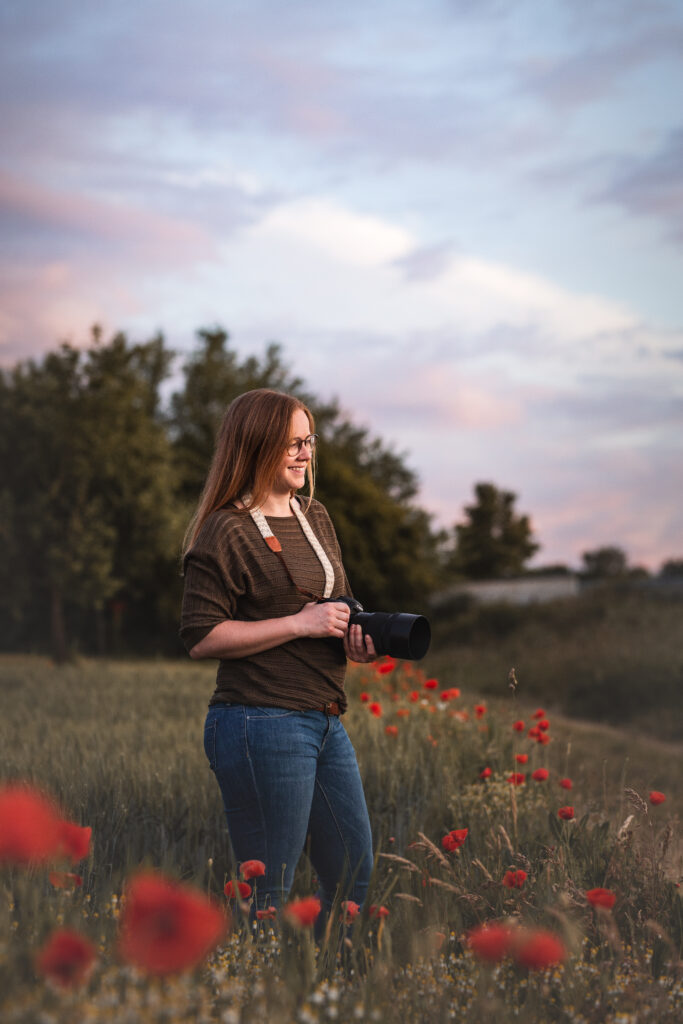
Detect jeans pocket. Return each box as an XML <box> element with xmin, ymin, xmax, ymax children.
<box><xmin>203</xmin><ymin>717</ymin><xmax>217</xmax><ymax>771</ymax></box>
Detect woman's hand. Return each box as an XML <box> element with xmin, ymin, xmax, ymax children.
<box><xmin>343</xmin><ymin>623</ymin><xmax>377</xmax><ymax>663</ymax></box>
<box><xmin>296</xmin><ymin>601</ymin><xmax>351</xmax><ymax>639</ymax></box>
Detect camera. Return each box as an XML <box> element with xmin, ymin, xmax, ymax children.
<box><xmin>321</xmin><ymin>596</ymin><xmax>431</xmax><ymax>661</ymax></box>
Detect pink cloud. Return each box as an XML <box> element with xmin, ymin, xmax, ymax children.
<box><xmin>0</xmin><ymin>171</ymin><xmax>216</xmax><ymax>263</ymax></box>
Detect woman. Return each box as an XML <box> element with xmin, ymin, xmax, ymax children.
<box><xmin>180</xmin><ymin>388</ymin><xmax>376</xmax><ymax>923</ymax></box>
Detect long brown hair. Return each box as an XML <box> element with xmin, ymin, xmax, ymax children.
<box><xmin>182</xmin><ymin>389</ymin><xmax>315</xmax><ymax>556</ymax></box>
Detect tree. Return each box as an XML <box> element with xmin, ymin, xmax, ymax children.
<box><xmin>0</xmin><ymin>328</ymin><xmax>180</xmax><ymax>660</ymax></box>
<box><xmin>660</xmin><ymin>558</ymin><xmax>683</xmax><ymax>578</ymax></box>
<box><xmin>448</xmin><ymin>482</ymin><xmax>539</xmax><ymax>579</ymax></box>
<box><xmin>581</xmin><ymin>546</ymin><xmax>628</xmax><ymax>580</ymax></box>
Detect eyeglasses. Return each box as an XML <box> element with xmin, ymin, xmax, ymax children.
<box><xmin>286</xmin><ymin>434</ymin><xmax>318</xmax><ymax>457</ymax></box>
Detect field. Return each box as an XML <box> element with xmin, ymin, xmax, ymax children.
<box><xmin>0</xmin><ymin>637</ymin><xmax>681</xmax><ymax>1023</ymax></box>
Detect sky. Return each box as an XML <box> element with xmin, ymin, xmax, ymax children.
<box><xmin>1</xmin><ymin>0</ymin><xmax>682</xmax><ymax>570</ymax></box>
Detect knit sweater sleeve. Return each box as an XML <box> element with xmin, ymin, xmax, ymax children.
<box><xmin>179</xmin><ymin>512</ymin><xmax>247</xmax><ymax>652</ymax></box>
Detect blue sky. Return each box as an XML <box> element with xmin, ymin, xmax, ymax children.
<box><xmin>1</xmin><ymin>0</ymin><xmax>682</xmax><ymax>568</ymax></box>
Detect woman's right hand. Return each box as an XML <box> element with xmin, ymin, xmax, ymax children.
<box><xmin>295</xmin><ymin>601</ymin><xmax>351</xmax><ymax>639</ymax></box>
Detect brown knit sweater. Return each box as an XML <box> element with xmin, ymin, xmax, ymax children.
<box><xmin>180</xmin><ymin>498</ymin><xmax>352</xmax><ymax>710</ymax></box>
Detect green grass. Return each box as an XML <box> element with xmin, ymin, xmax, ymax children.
<box><xmin>0</xmin><ymin>654</ymin><xmax>681</xmax><ymax>1023</ymax></box>
<box><xmin>427</xmin><ymin>587</ymin><xmax>683</xmax><ymax>741</ymax></box>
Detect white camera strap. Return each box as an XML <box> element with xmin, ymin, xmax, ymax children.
<box><xmin>245</xmin><ymin>495</ymin><xmax>335</xmax><ymax>600</ymax></box>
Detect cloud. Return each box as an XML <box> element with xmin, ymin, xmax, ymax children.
<box><xmin>595</xmin><ymin>128</ymin><xmax>683</xmax><ymax>244</ymax></box>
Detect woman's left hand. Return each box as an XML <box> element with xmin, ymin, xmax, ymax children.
<box><xmin>343</xmin><ymin>623</ymin><xmax>377</xmax><ymax>663</ymax></box>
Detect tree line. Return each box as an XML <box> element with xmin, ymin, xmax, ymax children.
<box><xmin>2</xmin><ymin>327</ymin><xmax>678</xmax><ymax>662</ymax></box>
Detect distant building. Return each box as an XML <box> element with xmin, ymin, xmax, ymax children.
<box><xmin>434</xmin><ymin>574</ymin><xmax>580</xmax><ymax>607</ymax></box>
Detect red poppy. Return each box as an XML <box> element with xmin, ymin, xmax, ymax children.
<box><xmin>376</xmin><ymin>658</ymin><xmax>396</xmax><ymax>675</ymax></box>
<box><xmin>513</xmin><ymin>720</ymin><xmax>525</xmax><ymax>732</ymax></box>
<box><xmin>396</xmin><ymin>708</ymin><xmax>410</xmax><ymax>718</ymax></box>
<box><xmin>409</xmin><ymin>690</ymin><xmax>420</xmax><ymax>702</ymax></box>
<box><xmin>424</xmin><ymin>678</ymin><xmax>438</xmax><ymax>690</ymax></box>
<box><xmin>341</xmin><ymin>900</ymin><xmax>360</xmax><ymax>923</ymax></box>
<box><xmin>224</xmin><ymin>880</ymin><xmax>252</xmax><ymax>899</ymax></box>
<box><xmin>537</xmin><ymin>732</ymin><xmax>550</xmax><ymax>745</ymax></box>
<box><xmin>35</xmin><ymin>928</ymin><xmax>96</xmax><ymax>988</ymax></box>
<box><xmin>467</xmin><ymin>923</ymin><xmax>513</xmax><ymax>963</ymax></box>
<box><xmin>0</xmin><ymin>783</ymin><xmax>63</xmax><ymax>866</ymax></box>
<box><xmin>369</xmin><ymin>904</ymin><xmax>390</xmax><ymax>919</ymax></box>
<box><xmin>283</xmin><ymin>897</ymin><xmax>321</xmax><ymax>928</ymax></box>
<box><xmin>515</xmin><ymin>754</ymin><xmax>529</xmax><ymax>765</ymax></box>
<box><xmin>119</xmin><ymin>871</ymin><xmax>227</xmax><ymax>975</ymax></box>
<box><xmin>256</xmin><ymin>906</ymin><xmax>277</xmax><ymax>920</ymax></box>
<box><xmin>502</xmin><ymin>869</ymin><xmax>527</xmax><ymax>889</ymax></box>
<box><xmin>527</xmin><ymin>726</ymin><xmax>540</xmax><ymax>740</ymax></box>
<box><xmin>507</xmin><ymin>773</ymin><xmax>525</xmax><ymax>786</ymax></box>
<box><xmin>532</xmin><ymin>709</ymin><xmax>546</xmax><ymax>719</ymax></box>
<box><xmin>49</xmin><ymin>871</ymin><xmax>83</xmax><ymax>889</ymax></box>
<box><xmin>445</xmin><ymin>687</ymin><xmax>461</xmax><ymax>699</ymax></box>
<box><xmin>531</xmin><ymin>768</ymin><xmax>549</xmax><ymax>782</ymax></box>
<box><xmin>474</xmin><ymin>704</ymin><xmax>487</xmax><ymax>718</ymax></box>
<box><xmin>240</xmin><ymin>860</ymin><xmax>266</xmax><ymax>880</ymax></box>
<box><xmin>559</xmin><ymin>778</ymin><xmax>573</xmax><ymax>790</ymax></box>
<box><xmin>537</xmin><ymin>719</ymin><xmax>550</xmax><ymax>731</ymax></box>
<box><xmin>512</xmin><ymin>928</ymin><xmax>566</xmax><ymax>970</ymax></box>
<box><xmin>59</xmin><ymin>822</ymin><xmax>92</xmax><ymax>864</ymax></box>
<box><xmin>441</xmin><ymin>828</ymin><xmax>468</xmax><ymax>852</ymax></box>
<box><xmin>385</xmin><ymin>725</ymin><xmax>398</xmax><ymax>737</ymax></box>
<box><xmin>558</xmin><ymin>806</ymin><xmax>574</xmax><ymax>820</ymax></box>
<box><xmin>479</xmin><ymin>766</ymin><xmax>492</xmax><ymax>780</ymax></box>
<box><xmin>649</xmin><ymin>791</ymin><xmax>666</xmax><ymax>805</ymax></box>
<box><xmin>586</xmin><ymin>887</ymin><xmax>616</xmax><ymax>909</ymax></box>
<box><xmin>360</xmin><ymin>692</ymin><xmax>370</xmax><ymax>703</ymax></box>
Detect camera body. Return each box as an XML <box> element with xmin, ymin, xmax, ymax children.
<box><xmin>321</xmin><ymin>596</ymin><xmax>431</xmax><ymax>661</ymax></box>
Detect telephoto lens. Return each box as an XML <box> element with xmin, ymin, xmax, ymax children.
<box><xmin>321</xmin><ymin>597</ymin><xmax>431</xmax><ymax>660</ymax></box>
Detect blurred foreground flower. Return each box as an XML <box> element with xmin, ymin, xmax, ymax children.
<box><xmin>118</xmin><ymin>871</ymin><xmax>227</xmax><ymax>975</ymax></box>
<box><xmin>0</xmin><ymin>783</ymin><xmax>63</xmax><ymax>866</ymax></box>
<box><xmin>467</xmin><ymin>923</ymin><xmax>513</xmax><ymax>963</ymax></box>
<box><xmin>468</xmin><ymin>922</ymin><xmax>565</xmax><ymax>970</ymax></box>
<box><xmin>502</xmin><ymin>869</ymin><xmax>527</xmax><ymax>889</ymax></box>
<box><xmin>341</xmin><ymin>900</ymin><xmax>360</xmax><ymax>923</ymax></box>
<box><xmin>224</xmin><ymin>880</ymin><xmax>252</xmax><ymax>899</ymax></box>
<box><xmin>507</xmin><ymin>773</ymin><xmax>525</xmax><ymax>786</ymax></box>
<box><xmin>283</xmin><ymin>897</ymin><xmax>321</xmax><ymax>928</ymax></box>
<box><xmin>59</xmin><ymin>821</ymin><xmax>92</xmax><ymax>864</ymax></box>
<box><xmin>369</xmin><ymin>904</ymin><xmax>389</xmax><ymax>919</ymax></box>
<box><xmin>442</xmin><ymin>828</ymin><xmax>468</xmax><ymax>852</ymax></box>
<box><xmin>35</xmin><ymin>928</ymin><xmax>96</xmax><ymax>988</ymax></box>
<box><xmin>240</xmin><ymin>859</ymin><xmax>266</xmax><ymax>880</ymax></box>
<box><xmin>256</xmin><ymin>906</ymin><xmax>277</xmax><ymax>920</ymax></box>
<box><xmin>649</xmin><ymin>791</ymin><xmax>666</xmax><ymax>805</ymax></box>
<box><xmin>586</xmin><ymin>888</ymin><xmax>616</xmax><ymax>909</ymax></box>
<box><xmin>513</xmin><ymin>928</ymin><xmax>566</xmax><ymax>970</ymax></box>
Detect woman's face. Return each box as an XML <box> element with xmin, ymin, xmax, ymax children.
<box><xmin>271</xmin><ymin>408</ymin><xmax>313</xmax><ymax>496</ymax></box>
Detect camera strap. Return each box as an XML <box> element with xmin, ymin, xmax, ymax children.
<box><xmin>244</xmin><ymin>495</ymin><xmax>335</xmax><ymax>601</ymax></box>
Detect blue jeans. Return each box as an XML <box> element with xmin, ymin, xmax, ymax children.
<box><xmin>204</xmin><ymin>704</ymin><xmax>373</xmax><ymax>916</ymax></box>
